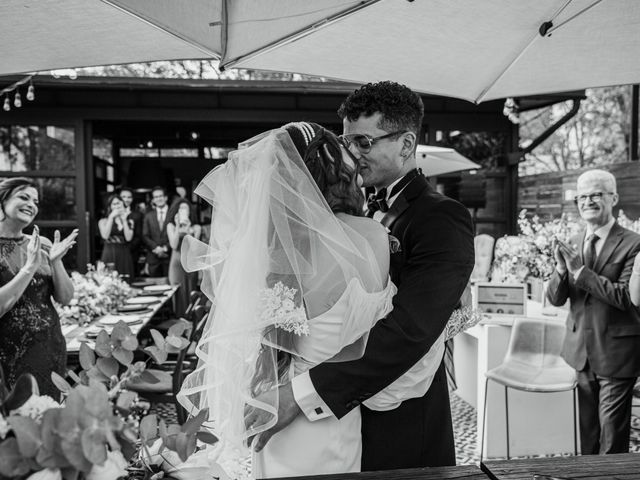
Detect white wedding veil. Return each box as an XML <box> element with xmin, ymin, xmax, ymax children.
<box><xmin>176</xmin><ymin>126</ymin><xmax>388</xmax><ymax>470</ymax></box>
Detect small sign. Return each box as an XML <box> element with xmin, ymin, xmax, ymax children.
<box><xmin>473</xmin><ymin>282</ymin><xmax>527</xmax><ymax>315</ymax></box>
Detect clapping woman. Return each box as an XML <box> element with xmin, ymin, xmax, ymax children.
<box><xmin>0</xmin><ymin>178</ymin><xmax>77</xmax><ymax>398</ymax></box>
<box><xmin>167</xmin><ymin>199</ymin><xmax>201</xmax><ymax>316</ymax></box>
<box><xmin>98</xmin><ymin>194</ymin><xmax>135</xmax><ymax>281</ymax></box>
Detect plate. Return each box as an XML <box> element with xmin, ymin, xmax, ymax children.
<box><xmin>143</xmin><ymin>284</ymin><xmax>173</xmax><ymax>292</ymax></box>
<box><xmin>117</xmin><ymin>304</ymin><xmax>151</xmax><ymax>313</ymax></box>
<box><xmin>125</xmin><ymin>296</ymin><xmax>161</xmax><ymax>305</ymax></box>
<box><xmin>99</xmin><ymin>314</ymin><xmax>143</xmax><ymax>325</ymax></box>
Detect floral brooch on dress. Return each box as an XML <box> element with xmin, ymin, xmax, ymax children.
<box><xmin>258</xmin><ymin>281</ymin><xmax>310</xmax><ymax>336</ymax></box>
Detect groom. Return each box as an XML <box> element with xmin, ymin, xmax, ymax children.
<box><xmin>253</xmin><ymin>81</ymin><xmax>475</xmax><ymax>469</ymax></box>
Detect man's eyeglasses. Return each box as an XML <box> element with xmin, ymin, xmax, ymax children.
<box><xmin>573</xmin><ymin>191</ymin><xmax>614</xmax><ymax>205</ymax></box>
<box><xmin>339</xmin><ymin>131</ymin><xmax>406</xmax><ymax>154</ymax></box>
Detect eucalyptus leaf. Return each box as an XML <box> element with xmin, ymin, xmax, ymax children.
<box><xmin>113</xmin><ymin>347</ymin><xmax>134</xmax><ymax>365</ymax></box>
<box><xmin>139</xmin><ymin>414</ymin><xmax>158</xmax><ymax>444</ymax></box>
<box><xmin>0</xmin><ymin>437</ymin><xmax>31</xmax><ymax>477</ymax></box>
<box><xmin>144</xmin><ymin>346</ymin><xmax>167</xmax><ymax>365</ymax></box>
<box><xmin>78</xmin><ymin>342</ymin><xmax>96</xmax><ymax>371</ymax></box>
<box><xmin>168</xmin><ymin>320</ymin><xmax>189</xmax><ymax>338</ymax></box>
<box><xmin>61</xmin><ymin>435</ymin><xmax>92</xmax><ymax>473</ymax></box>
<box><xmin>121</xmin><ymin>335</ymin><xmax>139</xmax><ymax>351</ymax></box>
<box><xmin>96</xmin><ymin>357</ymin><xmax>119</xmax><ymax>378</ymax></box>
<box><xmin>175</xmin><ymin>431</ymin><xmax>196</xmax><ymax>462</ymax></box>
<box><xmin>150</xmin><ymin>329</ymin><xmax>166</xmax><ymax>349</ymax></box>
<box><xmin>115</xmin><ymin>390</ymin><xmax>137</xmax><ymax>413</ymax></box>
<box><xmin>196</xmin><ymin>430</ymin><xmax>219</xmax><ymax>445</ymax></box>
<box><xmin>80</xmin><ymin>427</ymin><xmax>108</xmax><ymax>465</ymax></box>
<box><xmin>7</xmin><ymin>415</ymin><xmax>41</xmax><ymax>457</ymax></box>
<box><xmin>94</xmin><ymin>330</ymin><xmax>112</xmax><ymax>358</ymax></box>
<box><xmin>181</xmin><ymin>408</ymin><xmax>209</xmax><ymax>436</ymax></box>
<box><xmin>111</xmin><ymin>321</ymin><xmax>132</xmax><ymax>342</ymax></box>
<box><xmin>51</xmin><ymin>371</ymin><xmax>72</xmax><ymax>394</ymax></box>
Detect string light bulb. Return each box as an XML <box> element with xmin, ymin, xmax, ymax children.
<box><xmin>13</xmin><ymin>92</ymin><xmax>21</xmax><ymax>108</ymax></box>
<box><xmin>26</xmin><ymin>83</ymin><xmax>35</xmax><ymax>101</ymax></box>
<box><xmin>3</xmin><ymin>96</ymin><xmax>10</xmax><ymax>112</ymax></box>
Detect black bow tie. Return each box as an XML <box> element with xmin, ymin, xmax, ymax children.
<box><xmin>367</xmin><ymin>188</ymin><xmax>389</xmax><ymax>216</ymax></box>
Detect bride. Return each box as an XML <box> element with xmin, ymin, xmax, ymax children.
<box><xmin>176</xmin><ymin>122</ymin><xmax>447</xmax><ymax>479</ymax></box>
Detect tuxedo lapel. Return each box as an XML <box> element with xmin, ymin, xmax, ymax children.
<box><xmin>381</xmin><ymin>175</ymin><xmax>430</xmax><ymax>230</ymax></box>
<box><xmin>593</xmin><ymin>222</ymin><xmax>623</xmax><ymax>273</ymax></box>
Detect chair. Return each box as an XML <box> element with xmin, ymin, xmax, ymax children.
<box><xmin>126</xmin><ymin>304</ymin><xmax>208</xmax><ymax>424</ymax></box>
<box><xmin>471</xmin><ymin>234</ymin><xmax>495</xmax><ymax>282</ymax></box>
<box><xmin>480</xmin><ymin>317</ymin><xmax>578</xmax><ymax>460</ymax></box>
<box><xmin>153</xmin><ymin>290</ymin><xmax>206</xmax><ymax>332</ymax></box>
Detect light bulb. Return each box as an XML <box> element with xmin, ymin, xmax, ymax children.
<box><xmin>26</xmin><ymin>85</ymin><xmax>34</xmax><ymax>101</ymax></box>
<box><xmin>3</xmin><ymin>97</ymin><xmax>10</xmax><ymax>112</ymax></box>
<box><xmin>14</xmin><ymin>92</ymin><xmax>21</xmax><ymax>108</ymax></box>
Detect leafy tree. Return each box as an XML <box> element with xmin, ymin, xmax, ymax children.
<box><xmin>519</xmin><ymin>86</ymin><xmax>633</xmax><ymax>174</ymax></box>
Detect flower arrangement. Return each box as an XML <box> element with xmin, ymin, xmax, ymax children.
<box><xmin>618</xmin><ymin>210</ymin><xmax>640</xmax><ymax>234</ymax></box>
<box><xmin>0</xmin><ymin>320</ymin><xmax>218</xmax><ymax>480</ymax></box>
<box><xmin>258</xmin><ymin>282</ymin><xmax>309</xmax><ymax>336</ymax></box>
<box><xmin>444</xmin><ymin>306</ymin><xmax>484</xmax><ymax>340</ymax></box>
<box><xmin>491</xmin><ymin>210</ymin><xmax>583</xmax><ymax>282</ymax></box>
<box><xmin>57</xmin><ymin>262</ymin><xmax>136</xmax><ymax>326</ymax></box>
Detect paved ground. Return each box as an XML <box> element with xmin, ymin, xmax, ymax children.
<box><xmin>152</xmin><ymin>393</ymin><xmax>640</xmax><ymax>466</ymax></box>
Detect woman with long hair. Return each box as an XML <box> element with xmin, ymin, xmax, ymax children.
<box><xmin>0</xmin><ymin>178</ymin><xmax>77</xmax><ymax>398</ymax></box>
<box><xmin>166</xmin><ymin>198</ymin><xmax>201</xmax><ymax>316</ymax></box>
<box><xmin>98</xmin><ymin>194</ymin><xmax>135</xmax><ymax>281</ymax></box>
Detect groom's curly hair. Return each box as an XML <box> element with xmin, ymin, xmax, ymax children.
<box><xmin>337</xmin><ymin>80</ymin><xmax>424</xmax><ymax>137</ymax></box>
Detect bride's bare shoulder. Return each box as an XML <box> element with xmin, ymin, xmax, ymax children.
<box><xmin>337</xmin><ymin>214</ymin><xmax>389</xmax><ymax>253</ymax></box>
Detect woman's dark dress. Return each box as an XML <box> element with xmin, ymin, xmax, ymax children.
<box><xmin>0</xmin><ymin>237</ymin><xmax>66</xmax><ymax>399</ymax></box>
<box><xmin>100</xmin><ymin>219</ymin><xmax>135</xmax><ymax>281</ymax></box>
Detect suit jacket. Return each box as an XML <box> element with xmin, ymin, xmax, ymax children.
<box><xmin>142</xmin><ymin>209</ymin><xmax>170</xmax><ymax>265</ymax></box>
<box><xmin>309</xmin><ymin>175</ymin><xmax>475</xmax><ymax>416</ymax></box>
<box><xmin>546</xmin><ymin>222</ymin><xmax>640</xmax><ymax>378</ymax></box>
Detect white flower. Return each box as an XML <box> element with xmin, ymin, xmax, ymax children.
<box><xmin>0</xmin><ymin>414</ymin><xmax>11</xmax><ymax>439</ymax></box>
<box><xmin>85</xmin><ymin>450</ymin><xmax>128</xmax><ymax>480</ymax></box>
<box><xmin>282</xmin><ymin>299</ymin><xmax>294</xmax><ymax>311</ymax></box>
<box><xmin>26</xmin><ymin>468</ymin><xmax>62</xmax><ymax>480</ymax></box>
<box><xmin>11</xmin><ymin>395</ymin><xmax>61</xmax><ymax>423</ymax></box>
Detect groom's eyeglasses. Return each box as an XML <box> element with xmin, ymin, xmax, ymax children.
<box><xmin>339</xmin><ymin>131</ymin><xmax>406</xmax><ymax>154</ymax></box>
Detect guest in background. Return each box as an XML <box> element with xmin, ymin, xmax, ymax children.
<box><xmin>0</xmin><ymin>177</ymin><xmax>77</xmax><ymax>398</ymax></box>
<box><xmin>547</xmin><ymin>169</ymin><xmax>640</xmax><ymax>455</ymax></box>
<box><xmin>167</xmin><ymin>198</ymin><xmax>201</xmax><ymax>316</ymax></box>
<box><xmin>143</xmin><ymin>186</ymin><xmax>171</xmax><ymax>277</ymax></box>
<box><xmin>631</xmin><ymin>253</ymin><xmax>640</xmax><ymax>307</ymax></box>
<box><xmin>119</xmin><ymin>187</ymin><xmax>143</xmax><ymax>276</ymax></box>
<box><xmin>98</xmin><ymin>194</ymin><xmax>135</xmax><ymax>281</ymax></box>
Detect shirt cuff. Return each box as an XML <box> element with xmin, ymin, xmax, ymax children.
<box><xmin>573</xmin><ymin>266</ymin><xmax>585</xmax><ymax>280</ymax></box>
<box><xmin>291</xmin><ymin>371</ymin><xmax>334</xmax><ymax>421</ymax></box>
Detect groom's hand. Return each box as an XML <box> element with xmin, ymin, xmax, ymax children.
<box><xmin>245</xmin><ymin>382</ymin><xmax>301</xmax><ymax>452</ymax></box>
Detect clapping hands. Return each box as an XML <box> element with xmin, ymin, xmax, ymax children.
<box><xmin>553</xmin><ymin>237</ymin><xmax>582</xmax><ymax>275</ymax></box>
<box><xmin>23</xmin><ymin>225</ymin><xmax>42</xmax><ymax>275</ymax></box>
<box><xmin>49</xmin><ymin>228</ymin><xmax>79</xmax><ymax>264</ymax></box>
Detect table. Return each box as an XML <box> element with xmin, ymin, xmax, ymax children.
<box><xmin>482</xmin><ymin>453</ymin><xmax>640</xmax><ymax>479</ymax></box>
<box><xmin>453</xmin><ymin>300</ymin><xmax>576</xmax><ymax>459</ymax></box>
<box><xmin>270</xmin><ymin>464</ymin><xmax>489</xmax><ymax>480</ymax></box>
<box><xmin>63</xmin><ymin>285</ymin><xmax>179</xmax><ymax>353</ymax></box>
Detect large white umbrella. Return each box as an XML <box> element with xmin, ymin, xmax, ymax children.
<box><xmin>415</xmin><ymin>145</ymin><xmax>481</xmax><ymax>177</ymax></box>
<box><xmin>2</xmin><ymin>0</ymin><xmax>640</xmax><ymax>102</ymax></box>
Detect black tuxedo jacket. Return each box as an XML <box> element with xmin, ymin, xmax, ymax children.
<box><xmin>127</xmin><ymin>210</ymin><xmax>143</xmax><ymax>256</ymax></box>
<box><xmin>309</xmin><ymin>174</ymin><xmax>475</xmax><ymax>469</ymax></box>
<box><xmin>142</xmin><ymin>210</ymin><xmax>170</xmax><ymax>265</ymax></box>
<box><xmin>547</xmin><ymin>222</ymin><xmax>640</xmax><ymax>378</ymax></box>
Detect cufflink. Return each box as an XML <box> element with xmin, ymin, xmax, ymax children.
<box><xmin>314</xmin><ymin>407</ymin><xmax>323</xmax><ymax>415</ymax></box>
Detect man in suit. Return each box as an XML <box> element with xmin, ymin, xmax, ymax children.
<box><xmin>251</xmin><ymin>81</ymin><xmax>475</xmax><ymax>469</ymax></box>
<box><xmin>547</xmin><ymin>169</ymin><xmax>640</xmax><ymax>455</ymax></box>
<box><xmin>119</xmin><ymin>187</ymin><xmax>143</xmax><ymax>275</ymax></box>
<box><xmin>142</xmin><ymin>186</ymin><xmax>171</xmax><ymax>277</ymax></box>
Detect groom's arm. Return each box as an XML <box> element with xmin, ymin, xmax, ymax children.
<box><xmin>303</xmin><ymin>199</ymin><xmax>474</xmax><ymax>419</ymax></box>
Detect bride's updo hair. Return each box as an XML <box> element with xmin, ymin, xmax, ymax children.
<box><xmin>284</xmin><ymin>122</ymin><xmax>364</xmax><ymax>217</ymax></box>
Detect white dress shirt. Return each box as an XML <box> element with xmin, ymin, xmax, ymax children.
<box><xmin>292</xmin><ymin>175</ymin><xmax>409</xmax><ymax>421</ymax></box>
<box><xmin>574</xmin><ymin>218</ymin><xmax>615</xmax><ymax>280</ymax></box>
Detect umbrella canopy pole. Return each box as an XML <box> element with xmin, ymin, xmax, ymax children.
<box><xmin>220</xmin><ymin>0</ymin><xmax>382</xmax><ymax>69</ymax></box>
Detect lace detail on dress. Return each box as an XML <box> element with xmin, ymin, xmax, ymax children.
<box><xmin>0</xmin><ymin>237</ymin><xmax>66</xmax><ymax>398</ymax></box>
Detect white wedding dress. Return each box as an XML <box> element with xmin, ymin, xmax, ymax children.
<box><xmin>252</xmin><ymin>277</ymin><xmax>396</xmax><ymax>478</ymax></box>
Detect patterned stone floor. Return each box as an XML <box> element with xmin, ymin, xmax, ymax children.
<box><xmin>152</xmin><ymin>393</ymin><xmax>640</xmax><ymax>466</ymax></box>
